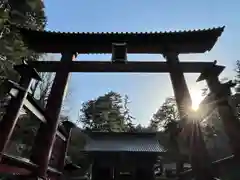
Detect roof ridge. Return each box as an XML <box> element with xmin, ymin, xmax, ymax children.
<box><xmin>16</xmin><ymin>24</ymin><xmax>225</xmax><ymax>54</ymax></box>
<box><xmin>14</xmin><ymin>23</ymin><xmax>225</xmax><ymax>35</ymax></box>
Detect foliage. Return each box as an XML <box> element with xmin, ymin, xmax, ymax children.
<box><xmin>71</xmin><ymin>91</ymin><xmax>135</xmax><ymax>173</ymax></box>
<box><xmin>197</xmin><ymin>60</ymin><xmax>240</xmax><ymax>159</ymax></box>
<box><xmin>79</xmin><ymin>91</ymin><xmax>134</xmax><ymax>132</ymax></box>
<box><xmin>149</xmin><ymin>96</ymin><xmax>223</xmax><ymax>153</ymax></box>
<box><xmin>150</xmin><ymin>97</ymin><xmax>186</xmax><ymax>175</ymax></box>
<box><xmin>0</xmin><ymin>0</ymin><xmax>46</xmax><ymax>88</ymax></box>
<box><xmin>200</xmin><ymin>109</ymin><xmax>232</xmax><ymax>160</ymax></box>
<box><xmin>30</xmin><ymin>58</ymin><xmax>55</xmax><ymax>106</ymax></box>
<box><xmin>150</xmin><ymin>97</ymin><xmax>179</xmax><ymax>132</ymax></box>
<box><xmin>123</xmin><ymin>95</ymin><xmax>135</xmax><ymax>131</ymax></box>
<box><xmin>149</xmin><ymin>97</ymin><xmax>183</xmax><ymax>153</ymax></box>
<box><xmin>234</xmin><ymin>60</ymin><xmax>240</xmax><ymax>120</ymax></box>
<box><xmin>133</xmin><ymin>124</ymin><xmax>155</xmax><ymax>132</ymax></box>
<box><xmin>67</xmin><ymin>127</ymin><xmax>90</xmax><ymax>170</ymax></box>
<box><xmin>235</xmin><ymin>60</ymin><xmax>240</xmax><ymax>92</ymax></box>
<box><xmin>0</xmin><ymin>0</ymin><xmax>46</xmax><ymax>156</ymax></box>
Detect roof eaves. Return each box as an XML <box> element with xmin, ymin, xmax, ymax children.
<box><xmin>17</xmin><ymin>25</ymin><xmax>225</xmax><ymax>36</ymax></box>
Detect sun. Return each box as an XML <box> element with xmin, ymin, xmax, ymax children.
<box><xmin>190</xmin><ymin>89</ymin><xmax>203</xmax><ymax>111</ymax></box>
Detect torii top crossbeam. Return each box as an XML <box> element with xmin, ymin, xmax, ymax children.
<box><xmin>16</xmin><ymin>26</ymin><xmax>225</xmax><ymax>73</ymax></box>
<box><xmin>18</xmin><ymin>26</ymin><xmax>224</xmax><ymax>54</ymax></box>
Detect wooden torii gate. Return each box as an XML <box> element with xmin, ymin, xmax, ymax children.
<box><xmin>1</xmin><ymin>25</ymin><xmax>239</xmax><ymax>180</ymax></box>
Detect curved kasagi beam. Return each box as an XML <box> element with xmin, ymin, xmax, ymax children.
<box><xmin>17</xmin><ymin>26</ymin><xmax>225</xmax><ymax>54</ymax></box>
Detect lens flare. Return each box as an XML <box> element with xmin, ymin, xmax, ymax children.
<box><xmin>190</xmin><ymin>89</ymin><xmax>203</xmax><ymax>111</ymax></box>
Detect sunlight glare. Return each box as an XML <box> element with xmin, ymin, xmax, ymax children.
<box><xmin>190</xmin><ymin>89</ymin><xmax>203</xmax><ymax>111</ymax></box>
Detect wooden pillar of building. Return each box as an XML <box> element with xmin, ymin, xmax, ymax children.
<box><xmin>164</xmin><ymin>52</ymin><xmax>213</xmax><ymax>180</ymax></box>
<box><xmin>30</xmin><ymin>53</ymin><xmax>77</xmax><ymax>179</ymax></box>
<box><xmin>0</xmin><ymin>61</ymin><xmax>41</xmax><ymax>160</ymax></box>
<box><xmin>197</xmin><ymin>64</ymin><xmax>240</xmax><ymax>161</ymax></box>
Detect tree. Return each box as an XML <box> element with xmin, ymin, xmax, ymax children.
<box><xmin>67</xmin><ymin>127</ymin><xmax>89</xmax><ymax>170</ymax></box>
<box><xmin>73</xmin><ymin>91</ymin><xmax>135</xmax><ymax>175</ymax></box>
<box><xmin>29</xmin><ymin>56</ymin><xmax>57</xmax><ymax>105</ymax></box>
<box><xmin>233</xmin><ymin>60</ymin><xmax>240</xmax><ymax>120</ymax></box>
<box><xmin>123</xmin><ymin>95</ymin><xmax>135</xmax><ymax>131</ymax></box>
<box><xmin>0</xmin><ymin>0</ymin><xmax>46</xmax><ymax>156</ymax></box>
<box><xmin>149</xmin><ymin>97</ymin><xmax>181</xmax><ymax>151</ymax></box>
<box><xmin>79</xmin><ymin>91</ymin><xmax>134</xmax><ymax>132</ymax></box>
<box><xmin>235</xmin><ymin>60</ymin><xmax>240</xmax><ymax>92</ymax></box>
<box><xmin>131</xmin><ymin>124</ymin><xmax>155</xmax><ymax>133</ymax></box>
<box><xmin>201</xmin><ymin>60</ymin><xmax>240</xmax><ymax>159</ymax></box>
<box><xmin>197</xmin><ymin>60</ymin><xmax>240</xmax><ymax>160</ymax></box>
<box><xmin>0</xmin><ymin>0</ymin><xmax>46</xmax><ymax>95</ymax></box>
<box><xmin>150</xmin><ymin>97</ymin><xmax>179</xmax><ymax>131</ymax></box>
<box><xmin>200</xmin><ymin>109</ymin><xmax>232</xmax><ymax>160</ymax></box>
<box><xmin>150</xmin><ymin>97</ymin><xmax>185</xmax><ymax>174</ymax></box>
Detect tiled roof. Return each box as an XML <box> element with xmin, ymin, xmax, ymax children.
<box><xmin>16</xmin><ymin>25</ymin><xmax>225</xmax><ymax>54</ymax></box>
<box><xmin>19</xmin><ymin>26</ymin><xmax>225</xmax><ymax>35</ymax></box>
<box><xmin>83</xmin><ymin>132</ymin><xmax>166</xmax><ymax>153</ymax></box>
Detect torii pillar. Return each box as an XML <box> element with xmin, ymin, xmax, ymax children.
<box><xmin>30</xmin><ymin>53</ymin><xmax>77</xmax><ymax>179</ymax></box>
<box><xmin>164</xmin><ymin>52</ymin><xmax>213</xmax><ymax>180</ymax></box>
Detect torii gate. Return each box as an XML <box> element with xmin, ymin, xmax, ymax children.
<box><xmin>1</xmin><ymin>25</ymin><xmax>240</xmax><ymax>180</ymax></box>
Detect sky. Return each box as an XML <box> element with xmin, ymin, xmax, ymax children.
<box><xmin>43</xmin><ymin>0</ymin><xmax>240</xmax><ymax>126</ymax></box>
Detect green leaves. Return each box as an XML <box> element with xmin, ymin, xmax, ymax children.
<box><xmin>0</xmin><ymin>0</ymin><xmax>46</xmax><ymax>83</ymax></box>
<box><xmin>79</xmin><ymin>91</ymin><xmax>134</xmax><ymax>132</ymax></box>
<box><xmin>10</xmin><ymin>9</ymin><xmax>27</xmax><ymax>24</ymax></box>
<box><xmin>150</xmin><ymin>97</ymin><xmax>179</xmax><ymax>132</ymax></box>
<box><xmin>26</xmin><ymin>0</ymin><xmax>44</xmax><ymax>11</ymax></box>
<box><xmin>0</xmin><ymin>1</ymin><xmax>47</xmax><ymax>155</ymax></box>
<box><xmin>0</xmin><ymin>8</ymin><xmax>9</xmax><ymax>27</ymax></box>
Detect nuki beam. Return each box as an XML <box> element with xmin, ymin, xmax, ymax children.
<box><xmin>28</xmin><ymin>61</ymin><xmax>224</xmax><ymax>73</ymax></box>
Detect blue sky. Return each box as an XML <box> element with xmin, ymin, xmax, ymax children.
<box><xmin>44</xmin><ymin>0</ymin><xmax>239</xmax><ymax>126</ymax></box>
